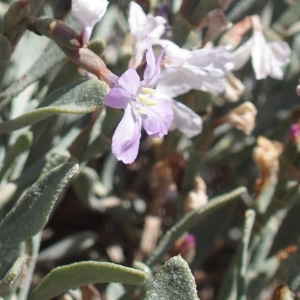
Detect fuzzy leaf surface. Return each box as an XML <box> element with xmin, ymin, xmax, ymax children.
<box><xmin>29</xmin><ymin>261</ymin><xmax>147</xmax><ymax>300</ymax></box>
<box><xmin>0</xmin><ymin>80</ymin><xmax>109</xmax><ymax>133</ymax></box>
<box><xmin>145</xmin><ymin>255</ymin><xmax>199</xmax><ymax>300</ymax></box>
<box><xmin>0</xmin><ymin>162</ymin><xmax>79</xmax><ymax>247</ymax></box>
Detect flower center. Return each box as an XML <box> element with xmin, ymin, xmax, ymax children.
<box><xmin>138</xmin><ymin>87</ymin><xmax>157</xmax><ymax>106</ymax></box>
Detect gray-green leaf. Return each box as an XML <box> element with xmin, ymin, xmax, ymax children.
<box><xmin>0</xmin><ymin>79</ymin><xmax>109</xmax><ymax>133</ymax></box>
<box><xmin>145</xmin><ymin>255</ymin><xmax>199</xmax><ymax>300</ymax></box>
<box><xmin>28</xmin><ymin>261</ymin><xmax>147</xmax><ymax>300</ymax></box>
<box><xmin>0</xmin><ymin>162</ymin><xmax>79</xmax><ymax>247</ymax></box>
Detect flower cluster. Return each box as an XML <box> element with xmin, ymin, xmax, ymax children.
<box><xmin>72</xmin><ymin>0</ymin><xmax>291</xmax><ymax>164</ymax></box>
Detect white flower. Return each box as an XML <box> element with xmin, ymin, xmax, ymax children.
<box><xmin>156</xmin><ymin>40</ymin><xmax>234</xmax><ymax>98</ymax></box>
<box><xmin>128</xmin><ymin>1</ymin><xmax>166</xmax><ymax>68</ymax></box>
<box><xmin>232</xmin><ymin>16</ymin><xmax>291</xmax><ymax>80</ymax></box>
<box><xmin>72</xmin><ymin>0</ymin><xmax>108</xmax><ymax>45</ymax></box>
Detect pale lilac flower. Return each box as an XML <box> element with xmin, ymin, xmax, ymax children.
<box><xmin>156</xmin><ymin>40</ymin><xmax>234</xmax><ymax>98</ymax></box>
<box><xmin>72</xmin><ymin>0</ymin><xmax>108</xmax><ymax>45</ymax></box>
<box><xmin>105</xmin><ymin>40</ymin><xmax>173</xmax><ymax>164</ymax></box>
<box><xmin>232</xmin><ymin>16</ymin><xmax>291</xmax><ymax>80</ymax></box>
<box><xmin>128</xmin><ymin>1</ymin><xmax>166</xmax><ymax>68</ymax></box>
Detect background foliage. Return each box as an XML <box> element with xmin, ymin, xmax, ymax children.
<box><xmin>0</xmin><ymin>0</ymin><xmax>300</xmax><ymax>299</ymax></box>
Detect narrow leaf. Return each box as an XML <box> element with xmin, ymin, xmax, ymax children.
<box><xmin>145</xmin><ymin>255</ymin><xmax>199</xmax><ymax>300</ymax></box>
<box><xmin>0</xmin><ymin>131</ymin><xmax>32</xmax><ymax>181</ymax></box>
<box><xmin>29</xmin><ymin>261</ymin><xmax>147</xmax><ymax>300</ymax></box>
<box><xmin>0</xmin><ymin>162</ymin><xmax>79</xmax><ymax>247</ymax></box>
<box><xmin>237</xmin><ymin>210</ymin><xmax>256</xmax><ymax>300</ymax></box>
<box><xmin>0</xmin><ymin>258</ymin><xmax>26</xmax><ymax>296</ymax></box>
<box><xmin>146</xmin><ymin>187</ymin><xmax>247</xmax><ymax>267</ymax></box>
<box><xmin>0</xmin><ymin>80</ymin><xmax>109</xmax><ymax>133</ymax></box>
<box><xmin>0</xmin><ymin>42</ymin><xmax>64</xmax><ymax>109</ymax></box>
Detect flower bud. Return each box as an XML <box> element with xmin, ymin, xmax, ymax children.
<box><xmin>72</xmin><ymin>0</ymin><xmax>108</xmax><ymax>45</ymax></box>
<box><xmin>290</xmin><ymin>123</ymin><xmax>300</xmax><ymax>144</ymax></box>
<box><xmin>3</xmin><ymin>0</ymin><xmax>31</xmax><ymax>29</ymax></box>
<box><xmin>171</xmin><ymin>234</ymin><xmax>196</xmax><ymax>263</ymax></box>
<box><xmin>28</xmin><ymin>18</ymin><xmax>118</xmax><ymax>86</ymax></box>
<box><xmin>3</xmin><ymin>0</ymin><xmax>31</xmax><ymax>44</ymax></box>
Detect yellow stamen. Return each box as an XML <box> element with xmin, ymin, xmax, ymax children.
<box><xmin>138</xmin><ymin>94</ymin><xmax>157</xmax><ymax>106</ymax></box>
<box><xmin>141</xmin><ymin>87</ymin><xmax>155</xmax><ymax>95</ymax></box>
<box><xmin>137</xmin><ymin>107</ymin><xmax>145</xmax><ymax>114</ymax></box>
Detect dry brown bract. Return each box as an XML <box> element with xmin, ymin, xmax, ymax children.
<box><xmin>252</xmin><ymin>136</ymin><xmax>283</xmax><ymax>193</ymax></box>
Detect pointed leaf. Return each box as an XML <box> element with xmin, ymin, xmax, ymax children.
<box><xmin>0</xmin><ymin>131</ymin><xmax>32</xmax><ymax>181</ymax></box>
<box><xmin>29</xmin><ymin>261</ymin><xmax>147</xmax><ymax>300</ymax></box>
<box><xmin>0</xmin><ymin>256</ymin><xmax>26</xmax><ymax>297</ymax></box>
<box><xmin>146</xmin><ymin>187</ymin><xmax>247</xmax><ymax>267</ymax></box>
<box><xmin>145</xmin><ymin>255</ymin><xmax>199</xmax><ymax>300</ymax></box>
<box><xmin>0</xmin><ymin>162</ymin><xmax>79</xmax><ymax>247</ymax></box>
<box><xmin>0</xmin><ymin>80</ymin><xmax>109</xmax><ymax>133</ymax></box>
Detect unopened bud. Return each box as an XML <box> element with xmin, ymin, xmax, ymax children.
<box><xmin>3</xmin><ymin>0</ymin><xmax>30</xmax><ymax>28</ymax></box>
<box><xmin>290</xmin><ymin>123</ymin><xmax>300</xmax><ymax>144</ymax></box>
<box><xmin>28</xmin><ymin>18</ymin><xmax>118</xmax><ymax>87</ymax></box>
<box><xmin>3</xmin><ymin>0</ymin><xmax>31</xmax><ymax>43</ymax></box>
<box><xmin>29</xmin><ymin>18</ymin><xmax>81</xmax><ymax>49</ymax></box>
<box><xmin>72</xmin><ymin>0</ymin><xmax>108</xmax><ymax>45</ymax></box>
<box><xmin>171</xmin><ymin>234</ymin><xmax>196</xmax><ymax>263</ymax></box>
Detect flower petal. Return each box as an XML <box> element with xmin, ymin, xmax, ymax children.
<box><xmin>157</xmin><ymin>44</ymin><xmax>233</xmax><ymax>97</ymax></box>
<box><xmin>232</xmin><ymin>38</ymin><xmax>253</xmax><ymax>71</ymax></box>
<box><xmin>128</xmin><ymin>1</ymin><xmax>148</xmax><ymax>35</ymax></box>
<box><xmin>112</xmin><ymin>105</ymin><xmax>142</xmax><ymax>164</ymax></box>
<box><xmin>105</xmin><ymin>69</ymin><xmax>140</xmax><ymax>109</ymax></box>
<box><xmin>156</xmin><ymin>68</ymin><xmax>192</xmax><ymax>97</ymax></box>
<box><xmin>188</xmin><ymin>46</ymin><xmax>234</xmax><ymax>73</ymax></box>
<box><xmin>268</xmin><ymin>41</ymin><xmax>291</xmax><ymax>80</ymax></box>
<box><xmin>128</xmin><ymin>2</ymin><xmax>166</xmax><ymax>68</ymax></box>
<box><xmin>251</xmin><ymin>30</ymin><xmax>270</xmax><ymax>80</ymax></box>
<box><xmin>142</xmin><ymin>99</ymin><xmax>173</xmax><ymax>138</ymax></box>
<box><xmin>170</xmin><ymin>100</ymin><xmax>202</xmax><ymax>138</ymax></box>
<box><xmin>160</xmin><ymin>39</ymin><xmax>192</xmax><ymax>63</ymax></box>
<box><xmin>143</xmin><ymin>38</ymin><xmax>165</xmax><ymax>88</ymax></box>
<box><xmin>157</xmin><ymin>65</ymin><xmax>226</xmax><ymax>97</ymax></box>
